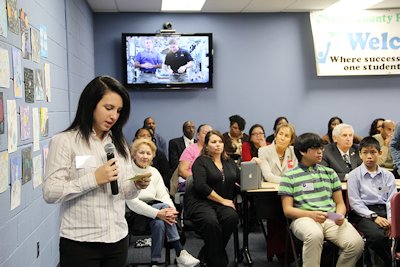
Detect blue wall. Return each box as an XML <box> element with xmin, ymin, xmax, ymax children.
<box><xmin>0</xmin><ymin>0</ymin><xmax>94</xmax><ymax>266</ymax></box>
<box><xmin>94</xmin><ymin>12</ymin><xmax>400</xmax><ymax>143</ymax></box>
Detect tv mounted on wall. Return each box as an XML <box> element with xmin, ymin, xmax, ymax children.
<box><xmin>122</xmin><ymin>33</ymin><xmax>213</xmax><ymax>90</ymax></box>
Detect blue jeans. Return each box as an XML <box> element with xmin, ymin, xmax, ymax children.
<box><xmin>149</xmin><ymin>203</ymin><xmax>180</xmax><ymax>262</ymax></box>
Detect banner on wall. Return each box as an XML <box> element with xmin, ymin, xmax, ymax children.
<box><xmin>310</xmin><ymin>9</ymin><xmax>400</xmax><ymax>76</ymax></box>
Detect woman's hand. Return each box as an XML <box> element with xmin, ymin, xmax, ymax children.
<box><xmin>134</xmin><ymin>176</ymin><xmax>151</xmax><ymax>189</ymax></box>
<box><xmin>95</xmin><ymin>158</ymin><xmax>119</xmax><ymax>186</ymax></box>
<box><xmin>156</xmin><ymin>207</ymin><xmax>179</xmax><ymax>225</ymax></box>
<box><xmin>221</xmin><ymin>198</ymin><xmax>236</xmax><ymax>210</ymax></box>
<box><xmin>251</xmin><ymin>157</ymin><xmax>261</xmax><ymax>165</ymax></box>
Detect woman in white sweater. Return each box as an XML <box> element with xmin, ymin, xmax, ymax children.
<box><xmin>126</xmin><ymin>138</ymin><xmax>199</xmax><ymax>267</ymax></box>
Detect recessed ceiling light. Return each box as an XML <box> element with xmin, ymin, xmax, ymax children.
<box><xmin>162</xmin><ymin>0</ymin><xmax>206</xmax><ymax>11</ymax></box>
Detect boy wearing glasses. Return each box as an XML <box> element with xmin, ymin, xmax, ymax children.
<box><xmin>348</xmin><ymin>136</ymin><xmax>396</xmax><ymax>266</ymax></box>
<box><xmin>279</xmin><ymin>133</ymin><xmax>363</xmax><ymax>267</ymax></box>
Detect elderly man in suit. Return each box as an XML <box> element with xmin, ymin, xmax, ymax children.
<box><xmin>321</xmin><ymin>123</ymin><xmax>362</xmax><ymax>181</ymax></box>
<box><xmin>168</xmin><ymin>121</ymin><xmax>196</xmax><ymax>171</ymax></box>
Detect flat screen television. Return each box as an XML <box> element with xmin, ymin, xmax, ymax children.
<box><xmin>122</xmin><ymin>33</ymin><xmax>213</xmax><ymax>90</ymax></box>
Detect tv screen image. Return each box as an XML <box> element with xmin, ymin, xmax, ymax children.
<box><xmin>122</xmin><ymin>33</ymin><xmax>213</xmax><ymax>90</ymax></box>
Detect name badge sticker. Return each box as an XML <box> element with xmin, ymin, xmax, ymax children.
<box><xmin>302</xmin><ymin>183</ymin><xmax>314</xmax><ymax>191</ymax></box>
<box><xmin>76</xmin><ymin>155</ymin><xmax>96</xmax><ymax>169</ymax></box>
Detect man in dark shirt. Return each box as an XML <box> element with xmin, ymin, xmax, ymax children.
<box><xmin>164</xmin><ymin>38</ymin><xmax>194</xmax><ymax>82</ymax></box>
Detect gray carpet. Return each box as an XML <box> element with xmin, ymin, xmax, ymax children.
<box><xmin>126</xmin><ymin>224</ymin><xmax>282</xmax><ymax>267</ymax></box>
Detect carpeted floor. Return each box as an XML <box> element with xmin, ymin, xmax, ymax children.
<box><xmin>126</xmin><ymin>223</ymin><xmax>282</xmax><ymax>267</ymax></box>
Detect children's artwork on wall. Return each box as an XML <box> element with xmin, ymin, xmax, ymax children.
<box><xmin>20</xmin><ymin>105</ymin><xmax>30</xmax><ymax>140</ymax></box>
<box><xmin>0</xmin><ymin>47</ymin><xmax>10</xmax><ymax>88</ymax></box>
<box><xmin>44</xmin><ymin>63</ymin><xmax>51</xmax><ymax>102</ymax></box>
<box><xmin>32</xmin><ymin>154</ymin><xmax>42</xmax><ymax>188</ymax></box>
<box><xmin>0</xmin><ymin>150</ymin><xmax>8</xmax><ymax>193</ymax></box>
<box><xmin>34</xmin><ymin>68</ymin><xmax>44</xmax><ymax>100</ymax></box>
<box><xmin>39</xmin><ymin>24</ymin><xmax>48</xmax><ymax>58</ymax></box>
<box><xmin>6</xmin><ymin>0</ymin><xmax>18</xmax><ymax>35</ymax></box>
<box><xmin>12</xmin><ymin>47</ymin><xmax>22</xmax><ymax>98</ymax></box>
<box><xmin>10</xmin><ymin>154</ymin><xmax>21</xmax><ymax>210</ymax></box>
<box><xmin>6</xmin><ymin>100</ymin><xmax>17</xmax><ymax>152</ymax></box>
<box><xmin>21</xmin><ymin>146</ymin><xmax>32</xmax><ymax>184</ymax></box>
<box><xmin>20</xmin><ymin>9</ymin><xmax>30</xmax><ymax>60</ymax></box>
<box><xmin>0</xmin><ymin>92</ymin><xmax>4</xmax><ymax>134</ymax></box>
<box><xmin>0</xmin><ymin>0</ymin><xmax>7</xmax><ymax>38</ymax></box>
<box><xmin>24</xmin><ymin>67</ymin><xmax>34</xmax><ymax>103</ymax></box>
<box><xmin>40</xmin><ymin>107</ymin><xmax>48</xmax><ymax>137</ymax></box>
<box><xmin>32</xmin><ymin>107</ymin><xmax>39</xmax><ymax>151</ymax></box>
<box><xmin>42</xmin><ymin>143</ymin><xmax>48</xmax><ymax>174</ymax></box>
<box><xmin>30</xmin><ymin>27</ymin><xmax>40</xmax><ymax>63</ymax></box>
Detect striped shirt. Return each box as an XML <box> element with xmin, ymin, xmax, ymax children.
<box><xmin>43</xmin><ymin>130</ymin><xmax>139</xmax><ymax>243</ymax></box>
<box><xmin>278</xmin><ymin>164</ymin><xmax>341</xmax><ymax>212</ymax></box>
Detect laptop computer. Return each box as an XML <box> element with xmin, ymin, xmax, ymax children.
<box><xmin>240</xmin><ymin>161</ymin><xmax>262</xmax><ymax>191</ymax></box>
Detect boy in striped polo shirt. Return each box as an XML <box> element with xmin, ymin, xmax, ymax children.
<box><xmin>278</xmin><ymin>133</ymin><xmax>363</xmax><ymax>267</ymax></box>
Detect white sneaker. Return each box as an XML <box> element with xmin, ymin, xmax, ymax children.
<box><xmin>176</xmin><ymin>250</ymin><xmax>200</xmax><ymax>267</ymax></box>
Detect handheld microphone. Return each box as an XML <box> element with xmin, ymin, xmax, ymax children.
<box><xmin>104</xmin><ymin>143</ymin><xmax>119</xmax><ymax>195</ymax></box>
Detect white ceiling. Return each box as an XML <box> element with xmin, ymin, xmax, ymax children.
<box><xmin>86</xmin><ymin>0</ymin><xmax>400</xmax><ymax>13</ymax></box>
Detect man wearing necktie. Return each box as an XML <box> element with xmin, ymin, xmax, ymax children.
<box><xmin>321</xmin><ymin>123</ymin><xmax>362</xmax><ymax>181</ymax></box>
<box><xmin>343</xmin><ymin>153</ymin><xmax>352</xmax><ymax>169</ymax></box>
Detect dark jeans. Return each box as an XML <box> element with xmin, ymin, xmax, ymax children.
<box><xmin>59</xmin><ymin>235</ymin><xmax>128</xmax><ymax>267</ymax></box>
<box><xmin>349</xmin><ymin>204</ymin><xmax>391</xmax><ymax>267</ymax></box>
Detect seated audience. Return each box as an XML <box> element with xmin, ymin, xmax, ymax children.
<box><xmin>348</xmin><ymin>137</ymin><xmax>396</xmax><ymax>267</ymax></box>
<box><xmin>279</xmin><ymin>133</ymin><xmax>364</xmax><ymax>267</ymax></box>
<box><xmin>143</xmin><ymin>116</ymin><xmax>167</xmax><ymax>156</ymax></box>
<box><xmin>321</xmin><ymin>123</ymin><xmax>362</xmax><ymax>181</ymax></box>
<box><xmin>171</xmin><ymin>124</ymin><xmax>212</xmax><ymax>194</ymax></box>
<box><xmin>186</xmin><ymin>130</ymin><xmax>240</xmax><ymax>267</ymax></box>
<box><xmin>259</xmin><ymin>123</ymin><xmax>297</xmax><ymax>183</ymax></box>
<box><xmin>241</xmin><ymin>124</ymin><xmax>268</xmax><ymax>162</ymax></box>
<box><xmin>169</xmin><ymin>120</ymin><xmax>196</xmax><ymax>171</ymax></box>
<box><xmin>321</xmin><ymin>116</ymin><xmax>343</xmax><ymax>145</ymax></box>
<box><xmin>266</xmin><ymin>116</ymin><xmax>288</xmax><ymax>144</ymax></box>
<box><xmin>258</xmin><ymin>123</ymin><xmax>297</xmax><ymax>265</ymax></box>
<box><xmin>178</xmin><ymin>124</ymin><xmax>212</xmax><ymax>180</ymax></box>
<box><xmin>222</xmin><ymin>115</ymin><xmax>249</xmax><ymax>160</ymax></box>
<box><xmin>369</xmin><ymin>118</ymin><xmax>385</xmax><ymax>136</ymax></box>
<box><xmin>372</xmin><ymin>119</ymin><xmax>395</xmax><ymax>169</ymax></box>
<box><xmin>126</xmin><ymin>138</ymin><xmax>199</xmax><ymax>267</ymax></box>
<box><xmin>134</xmin><ymin>128</ymin><xmax>171</xmax><ymax>188</ymax></box>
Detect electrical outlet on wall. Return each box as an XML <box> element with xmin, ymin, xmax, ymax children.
<box><xmin>36</xmin><ymin>241</ymin><xmax>40</xmax><ymax>258</ymax></box>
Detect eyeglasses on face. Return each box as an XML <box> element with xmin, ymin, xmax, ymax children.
<box><xmin>251</xmin><ymin>132</ymin><xmax>264</xmax><ymax>136</ymax></box>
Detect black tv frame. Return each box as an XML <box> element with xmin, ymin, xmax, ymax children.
<box><xmin>122</xmin><ymin>32</ymin><xmax>213</xmax><ymax>90</ymax></box>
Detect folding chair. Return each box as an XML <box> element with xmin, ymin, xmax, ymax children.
<box><xmin>284</xmin><ymin>218</ymin><xmax>339</xmax><ymax>267</ymax></box>
<box><xmin>125</xmin><ymin>207</ymin><xmax>171</xmax><ymax>267</ymax></box>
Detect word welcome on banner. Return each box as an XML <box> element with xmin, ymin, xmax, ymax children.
<box><xmin>310</xmin><ymin>9</ymin><xmax>400</xmax><ymax>76</ymax></box>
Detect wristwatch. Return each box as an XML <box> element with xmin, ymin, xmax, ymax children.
<box><xmin>370</xmin><ymin>212</ymin><xmax>378</xmax><ymax>220</ymax></box>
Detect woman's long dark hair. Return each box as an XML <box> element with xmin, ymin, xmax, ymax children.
<box><xmin>65</xmin><ymin>76</ymin><xmax>131</xmax><ymax>159</ymax></box>
<box><xmin>327</xmin><ymin>116</ymin><xmax>343</xmax><ymax>143</ymax></box>
<box><xmin>248</xmin><ymin>124</ymin><xmax>265</xmax><ymax>158</ymax></box>
<box><xmin>202</xmin><ymin>130</ymin><xmax>229</xmax><ymax>160</ymax></box>
<box><xmin>369</xmin><ymin>118</ymin><xmax>385</xmax><ymax>136</ymax></box>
